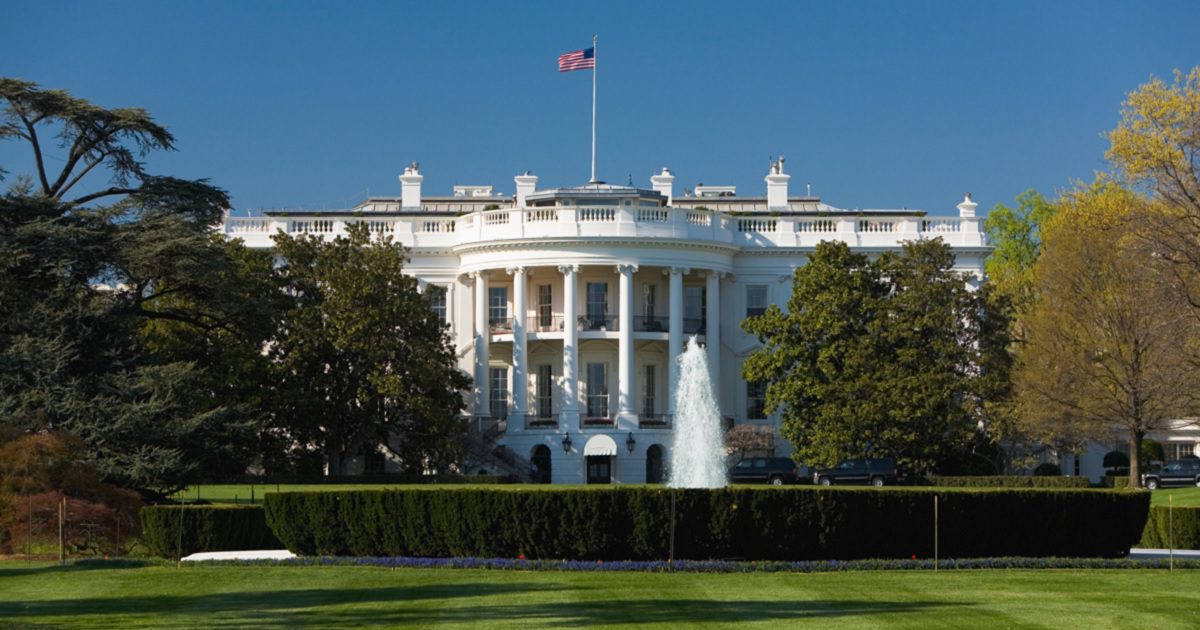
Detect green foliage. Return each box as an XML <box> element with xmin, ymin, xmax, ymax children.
<box><xmin>926</xmin><ymin>476</ymin><xmax>1089</xmax><ymax>488</ymax></box>
<box><xmin>1142</xmin><ymin>439</ymin><xmax>1166</xmax><ymax>464</ymax></box>
<box><xmin>139</xmin><ymin>505</ymin><xmax>280</xmax><ymax>557</ymax></box>
<box><xmin>1103</xmin><ymin>451</ymin><xmax>1131</xmax><ymax>470</ymax></box>
<box><xmin>0</xmin><ymin>79</ymin><xmax>273</xmax><ymax>495</ymax></box>
<box><xmin>742</xmin><ymin>239</ymin><xmax>1011</xmax><ymax>474</ymax></box>
<box><xmin>983</xmin><ymin>189</ymin><xmax>1056</xmax><ymax>318</ymax></box>
<box><xmin>1033</xmin><ymin>462</ymin><xmax>1062</xmax><ymax>476</ymax></box>
<box><xmin>264</xmin><ymin>487</ymin><xmax>1147</xmax><ymax>560</ymax></box>
<box><xmin>269</xmin><ymin>223</ymin><xmax>471</xmax><ymax>475</ymax></box>
<box><xmin>1139</xmin><ymin>506</ymin><xmax>1200</xmax><ymax>549</ymax></box>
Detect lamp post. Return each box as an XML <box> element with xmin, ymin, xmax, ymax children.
<box><xmin>562</xmin><ymin>433</ymin><xmax>573</xmax><ymax>453</ymax></box>
<box><xmin>626</xmin><ymin>432</ymin><xmax>636</xmax><ymax>453</ymax></box>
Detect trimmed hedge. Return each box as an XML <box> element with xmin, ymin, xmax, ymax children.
<box><xmin>1100</xmin><ymin>476</ymin><xmax>1133</xmax><ymax>489</ymax></box>
<box><xmin>264</xmin><ymin>487</ymin><xmax>1148</xmax><ymax>561</ymax></box>
<box><xmin>140</xmin><ymin>505</ymin><xmax>281</xmax><ymax>557</ymax></box>
<box><xmin>1140</xmin><ymin>506</ymin><xmax>1200</xmax><ymax>549</ymax></box>
<box><xmin>927</xmin><ymin>476</ymin><xmax>1091</xmax><ymax>488</ymax></box>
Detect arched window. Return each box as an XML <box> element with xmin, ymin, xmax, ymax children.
<box><xmin>531</xmin><ymin>445</ymin><xmax>552</xmax><ymax>484</ymax></box>
<box><xmin>646</xmin><ymin>444</ymin><xmax>664</xmax><ymax>483</ymax></box>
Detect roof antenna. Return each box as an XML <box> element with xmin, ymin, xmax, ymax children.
<box><xmin>806</xmin><ymin>182</ymin><xmax>812</xmax><ymax>196</ymax></box>
<box><xmin>628</xmin><ymin>173</ymin><xmax>633</xmax><ymax>186</ymax></box>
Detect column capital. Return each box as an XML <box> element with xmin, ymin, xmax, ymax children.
<box><xmin>557</xmin><ymin>263</ymin><xmax>579</xmax><ymax>275</ymax></box>
<box><xmin>615</xmin><ymin>263</ymin><xmax>639</xmax><ymax>274</ymax></box>
<box><xmin>468</xmin><ymin>270</ymin><xmax>489</xmax><ymax>280</ymax></box>
<box><xmin>458</xmin><ymin>273</ymin><xmax>474</xmax><ymax>287</ymax></box>
<box><xmin>663</xmin><ymin>266</ymin><xmax>690</xmax><ymax>276</ymax></box>
<box><xmin>505</xmin><ymin>265</ymin><xmax>528</xmax><ymax>276</ymax></box>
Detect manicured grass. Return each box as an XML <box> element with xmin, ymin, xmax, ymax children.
<box><xmin>173</xmin><ymin>483</ymin><xmax>634</xmax><ymax>504</ymax></box>
<box><xmin>1151</xmin><ymin>487</ymin><xmax>1200</xmax><ymax>507</ymax></box>
<box><xmin>1</xmin><ymin>561</ymin><xmax>1199</xmax><ymax>628</ymax></box>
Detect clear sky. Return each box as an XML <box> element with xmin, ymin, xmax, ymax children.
<box><xmin>2</xmin><ymin>0</ymin><xmax>1198</xmax><ymax>216</ymax></box>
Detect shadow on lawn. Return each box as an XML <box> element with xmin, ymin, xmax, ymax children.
<box><xmin>0</xmin><ymin>580</ymin><xmax>968</xmax><ymax>626</ymax></box>
<box><xmin>0</xmin><ymin>558</ymin><xmax>150</xmax><ymax>578</ymax></box>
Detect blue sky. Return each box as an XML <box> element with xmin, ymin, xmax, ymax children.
<box><xmin>3</xmin><ymin>1</ymin><xmax>1198</xmax><ymax>216</ymax></box>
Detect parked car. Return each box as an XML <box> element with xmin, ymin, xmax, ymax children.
<box><xmin>812</xmin><ymin>458</ymin><xmax>899</xmax><ymax>487</ymax></box>
<box><xmin>1141</xmin><ymin>459</ymin><xmax>1200</xmax><ymax>490</ymax></box>
<box><xmin>729</xmin><ymin>457</ymin><xmax>803</xmax><ymax>485</ymax></box>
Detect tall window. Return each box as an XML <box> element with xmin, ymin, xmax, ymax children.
<box><xmin>586</xmin><ymin>282</ymin><xmax>608</xmax><ymax>325</ymax></box>
<box><xmin>586</xmin><ymin>362</ymin><xmax>608</xmax><ymax>418</ymax></box>
<box><xmin>489</xmin><ymin>367</ymin><xmax>508</xmax><ymax>419</ymax></box>
<box><xmin>684</xmin><ymin>286</ymin><xmax>706</xmax><ymax>332</ymax></box>
<box><xmin>427</xmin><ymin>285</ymin><xmax>448</xmax><ymax>324</ymax></box>
<box><xmin>489</xmin><ymin>287</ymin><xmax>509</xmax><ymax>325</ymax></box>
<box><xmin>538</xmin><ymin>284</ymin><xmax>553</xmax><ymax>329</ymax></box>
<box><xmin>746</xmin><ymin>380</ymin><xmax>767</xmax><ymax>420</ymax></box>
<box><xmin>643</xmin><ymin>283</ymin><xmax>657</xmax><ymax>317</ymax></box>
<box><xmin>642</xmin><ymin>365</ymin><xmax>656</xmax><ymax>417</ymax></box>
<box><xmin>745</xmin><ymin>284</ymin><xmax>768</xmax><ymax>318</ymax></box>
<box><xmin>537</xmin><ymin>364</ymin><xmax>553</xmax><ymax>419</ymax></box>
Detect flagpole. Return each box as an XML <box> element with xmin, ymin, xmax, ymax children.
<box><xmin>590</xmin><ymin>33</ymin><xmax>597</xmax><ymax>184</ymax></box>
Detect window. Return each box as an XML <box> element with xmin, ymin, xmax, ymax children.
<box><xmin>536</xmin><ymin>364</ymin><xmax>553</xmax><ymax>419</ymax></box>
<box><xmin>642</xmin><ymin>365</ymin><xmax>656</xmax><ymax>417</ymax></box>
<box><xmin>489</xmin><ymin>287</ymin><xmax>509</xmax><ymax>325</ymax></box>
<box><xmin>746</xmin><ymin>284</ymin><xmax>768</xmax><ymax>318</ymax></box>
<box><xmin>1172</xmin><ymin>443</ymin><xmax>1198</xmax><ymax>460</ymax></box>
<box><xmin>427</xmin><ymin>285</ymin><xmax>448</xmax><ymax>324</ymax></box>
<box><xmin>538</xmin><ymin>284</ymin><xmax>553</xmax><ymax>329</ymax></box>
<box><xmin>586</xmin><ymin>282</ymin><xmax>608</xmax><ymax>327</ymax></box>
<box><xmin>489</xmin><ymin>367</ymin><xmax>508</xmax><ymax>419</ymax></box>
<box><xmin>643</xmin><ymin>283</ymin><xmax>657</xmax><ymax>318</ymax></box>
<box><xmin>684</xmin><ymin>286</ymin><xmax>706</xmax><ymax>333</ymax></box>
<box><xmin>747</xmin><ymin>380</ymin><xmax>767</xmax><ymax>420</ymax></box>
<box><xmin>586</xmin><ymin>362</ymin><xmax>608</xmax><ymax>418</ymax></box>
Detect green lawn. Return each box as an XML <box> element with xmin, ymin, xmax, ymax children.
<box><xmin>174</xmin><ymin>483</ymin><xmax>641</xmax><ymax>504</ymax></box>
<box><xmin>1</xmin><ymin>562</ymin><xmax>1198</xmax><ymax>628</ymax></box>
<box><xmin>1150</xmin><ymin>487</ymin><xmax>1200</xmax><ymax>507</ymax></box>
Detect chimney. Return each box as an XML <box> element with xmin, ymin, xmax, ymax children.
<box><xmin>514</xmin><ymin>171</ymin><xmax>538</xmax><ymax>208</ymax></box>
<box><xmin>650</xmin><ymin>167</ymin><xmax>675</xmax><ymax>205</ymax></box>
<box><xmin>399</xmin><ymin>162</ymin><xmax>423</xmax><ymax>209</ymax></box>
<box><xmin>957</xmin><ymin>193</ymin><xmax>978</xmax><ymax>218</ymax></box>
<box><xmin>765</xmin><ymin>156</ymin><xmax>790</xmax><ymax>209</ymax></box>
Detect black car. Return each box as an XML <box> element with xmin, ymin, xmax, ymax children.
<box><xmin>813</xmin><ymin>458</ymin><xmax>899</xmax><ymax>487</ymax></box>
<box><xmin>1142</xmin><ymin>459</ymin><xmax>1200</xmax><ymax>490</ymax></box>
<box><xmin>729</xmin><ymin>457</ymin><xmax>802</xmax><ymax>485</ymax></box>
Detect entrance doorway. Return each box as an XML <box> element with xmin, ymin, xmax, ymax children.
<box><xmin>586</xmin><ymin>456</ymin><xmax>612</xmax><ymax>484</ymax></box>
<box><xmin>531</xmin><ymin>445</ymin><xmax>552</xmax><ymax>483</ymax></box>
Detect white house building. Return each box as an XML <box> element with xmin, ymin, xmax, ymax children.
<box><xmin>222</xmin><ymin>159</ymin><xmax>989</xmax><ymax>484</ymax></box>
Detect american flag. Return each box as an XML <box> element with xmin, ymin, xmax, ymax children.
<box><xmin>558</xmin><ymin>47</ymin><xmax>595</xmax><ymax>72</ymax></box>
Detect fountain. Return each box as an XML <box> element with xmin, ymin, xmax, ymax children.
<box><xmin>667</xmin><ymin>337</ymin><xmax>728</xmax><ymax>488</ymax></box>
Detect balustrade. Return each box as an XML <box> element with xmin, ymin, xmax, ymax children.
<box><xmin>738</xmin><ymin>218</ymin><xmax>778</xmax><ymax>233</ymax></box>
<box><xmin>578</xmin><ymin>207</ymin><xmax>616</xmax><ymax>222</ymax></box>
<box><xmin>796</xmin><ymin>219</ymin><xmax>836</xmax><ymax>233</ymax></box>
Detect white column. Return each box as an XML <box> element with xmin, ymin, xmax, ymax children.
<box><xmin>617</xmin><ymin>264</ymin><xmax>638</xmax><ymax>425</ymax></box>
<box><xmin>558</xmin><ymin>264</ymin><xmax>580</xmax><ymax>428</ymax></box>
<box><xmin>472</xmin><ymin>271</ymin><xmax>490</xmax><ymax>417</ymax></box>
<box><xmin>706</xmin><ymin>270</ymin><xmax>721</xmax><ymax>410</ymax></box>
<box><xmin>666</xmin><ymin>267</ymin><xmax>685</xmax><ymax>417</ymax></box>
<box><xmin>508</xmin><ymin>266</ymin><xmax>528</xmax><ymax>427</ymax></box>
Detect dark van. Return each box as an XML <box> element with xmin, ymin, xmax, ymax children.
<box><xmin>729</xmin><ymin>457</ymin><xmax>802</xmax><ymax>485</ymax></box>
<box><xmin>812</xmin><ymin>458</ymin><xmax>899</xmax><ymax>487</ymax></box>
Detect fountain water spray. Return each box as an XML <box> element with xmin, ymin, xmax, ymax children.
<box><xmin>667</xmin><ymin>337</ymin><xmax>728</xmax><ymax>488</ymax></box>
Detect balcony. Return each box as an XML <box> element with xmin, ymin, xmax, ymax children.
<box><xmin>639</xmin><ymin>414</ymin><xmax>672</xmax><ymax>429</ymax></box>
<box><xmin>633</xmin><ymin>316</ymin><xmax>668</xmax><ymax>332</ymax></box>
<box><xmin>223</xmin><ymin>206</ymin><xmax>986</xmax><ymax>251</ymax></box>
<box><xmin>579</xmin><ymin>315</ymin><xmax>618</xmax><ymax>332</ymax></box>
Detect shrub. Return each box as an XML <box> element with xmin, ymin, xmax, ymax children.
<box><xmin>1100</xmin><ymin>476</ymin><xmax>1133</xmax><ymax>489</ymax></box>
<box><xmin>1033</xmin><ymin>463</ymin><xmax>1062</xmax><ymax>476</ymax></box>
<box><xmin>1139</xmin><ymin>506</ymin><xmax>1200</xmax><ymax>549</ymax></box>
<box><xmin>264</xmin><ymin>487</ymin><xmax>1148</xmax><ymax>561</ymax></box>
<box><xmin>1103</xmin><ymin>451</ymin><xmax>1130</xmax><ymax>470</ymax></box>
<box><xmin>140</xmin><ymin>505</ymin><xmax>281</xmax><ymax>557</ymax></box>
<box><xmin>927</xmin><ymin>476</ymin><xmax>1090</xmax><ymax>488</ymax></box>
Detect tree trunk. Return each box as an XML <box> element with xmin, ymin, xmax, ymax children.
<box><xmin>1129</xmin><ymin>429</ymin><xmax>1144</xmax><ymax>489</ymax></box>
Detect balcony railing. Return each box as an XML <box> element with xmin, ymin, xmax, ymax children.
<box><xmin>634</xmin><ymin>316</ymin><xmax>669</xmax><ymax>332</ymax></box>
<box><xmin>579</xmin><ymin>315</ymin><xmax>618</xmax><ymax>332</ymax></box>
<box><xmin>224</xmin><ymin>207</ymin><xmax>985</xmax><ymax>250</ymax></box>
<box><xmin>683</xmin><ymin>317</ymin><xmax>706</xmax><ymax>335</ymax></box>
<box><xmin>489</xmin><ymin>317</ymin><xmax>513</xmax><ymax>334</ymax></box>
<box><xmin>639</xmin><ymin>414</ymin><xmax>672</xmax><ymax>429</ymax></box>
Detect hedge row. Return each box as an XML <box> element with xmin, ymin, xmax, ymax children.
<box><xmin>1100</xmin><ymin>476</ymin><xmax>1133</xmax><ymax>489</ymax></box>
<box><xmin>264</xmin><ymin>487</ymin><xmax>1148</xmax><ymax>561</ymax></box>
<box><xmin>140</xmin><ymin>505</ymin><xmax>281</xmax><ymax>558</ymax></box>
<box><xmin>926</xmin><ymin>476</ymin><xmax>1091</xmax><ymax>488</ymax></box>
<box><xmin>1140</xmin><ymin>506</ymin><xmax>1200</xmax><ymax>549</ymax></box>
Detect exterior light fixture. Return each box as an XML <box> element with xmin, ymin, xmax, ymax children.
<box><xmin>562</xmin><ymin>434</ymin><xmax>573</xmax><ymax>453</ymax></box>
<box><xmin>626</xmin><ymin>432</ymin><xmax>636</xmax><ymax>453</ymax></box>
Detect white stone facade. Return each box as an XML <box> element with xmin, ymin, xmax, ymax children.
<box><xmin>222</xmin><ymin>160</ymin><xmax>989</xmax><ymax>483</ymax></box>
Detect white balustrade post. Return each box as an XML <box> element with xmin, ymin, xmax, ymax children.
<box><xmin>667</xmin><ymin>267</ymin><xmax>685</xmax><ymax>417</ymax></box>
<box><xmin>558</xmin><ymin>264</ymin><xmax>580</xmax><ymax>429</ymax></box>
<box><xmin>472</xmin><ymin>271</ymin><xmax>490</xmax><ymax>417</ymax></box>
<box><xmin>706</xmin><ymin>271</ymin><xmax>721</xmax><ymax>411</ymax></box>
<box><xmin>509</xmin><ymin>266</ymin><xmax>528</xmax><ymax>429</ymax></box>
<box><xmin>617</xmin><ymin>264</ymin><xmax>638</xmax><ymax>427</ymax></box>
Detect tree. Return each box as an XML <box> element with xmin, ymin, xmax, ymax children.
<box><xmin>270</xmin><ymin>222</ymin><xmax>471</xmax><ymax>475</ymax></box>
<box><xmin>742</xmin><ymin>239</ymin><xmax>1010</xmax><ymax>474</ymax></box>
<box><xmin>1107</xmin><ymin>67</ymin><xmax>1200</xmax><ymax>308</ymax></box>
<box><xmin>983</xmin><ymin>189</ymin><xmax>1056</xmax><ymax>321</ymax></box>
<box><xmin>1013</xmin><ymin>182</ymin><xmax>1200</xmax><ymax>487</ymax></box>
<box><xmin>0</xmin><ymin>79</ymin><xmax>269</xmax><ymax>495</ymax></box>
